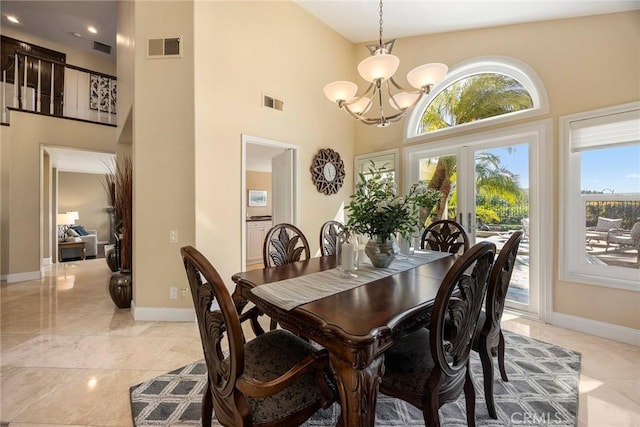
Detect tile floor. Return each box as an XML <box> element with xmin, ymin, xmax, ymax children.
<box><xmin>1</xmin><ymin>258</ymin><xmax>639</xmax><ymax>426</ymax></box>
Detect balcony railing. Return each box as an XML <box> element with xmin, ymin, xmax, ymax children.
<box><xmin>1</xmin><ymin>51</ymin><xmax>116</xmax><ymax>126</ymax></box>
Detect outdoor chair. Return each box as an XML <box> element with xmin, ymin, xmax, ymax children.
<box><xmin>319</xmin><ymin>220</ymin><xmax>344</xmax><ymax>256</ymax></box>
<box><xmin>420</xmin><ymin>219</ymin><xmax>469</xmax><ymax>254</ymax></box>
<box><xmin>181</xmin><ymin>246</ymin><xmax>335</xmax><ymax>427</ymax></box>
<box><xmin>586</xmin><ymin>217</ymin><xmax>622</xmax><ymax>243</ymax></box>
<box><xmin>379</xmin><ymin>241</ymin><xmax>496</xmax><ymax>427</ymax></box>
<box><xmin>473</xmin><ymin>231</ymin><xmax>523</xmax><ymax>419</ymax></box>
<box><xmin>606</xmin><ymin>221</ymin><xmax>640</xmax><ymax>263</ymax></box>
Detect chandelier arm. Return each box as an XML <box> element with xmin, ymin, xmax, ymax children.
<box><xmin>342</xmin><ymin>82</ymin><xmax>376</xmax><ymax>107</ymax></box>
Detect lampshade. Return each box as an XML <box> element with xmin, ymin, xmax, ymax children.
<box><xmin>389</xmin><ymin>92</ymin><xmax>420</xmax><ymax>111</ymax></box>
<box><xmin>57</xmin><ymin>213</ymin><xmax>73</xmax><ymax>225</ymax></box>
<box><xmin>407</xmin><ymin>63</ymin><xmax>449</xmax><ymax>90</ymax></box>
<box><xmin>324</xmin><ymin>81</ymin><xmax>358</xmax><ymax>103</ymax></box>
<box><xmin>66</xmin><ymin>211</ymin><xmax>79</xmax><ymax>223</ymax></box>
<box><xmin>357</xmin><ymin>53</ymin><xmax>400</xmax><ymax>83</ymax></box>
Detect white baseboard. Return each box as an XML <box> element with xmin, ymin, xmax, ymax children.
<box><xmin>1</xmin><ymin>270</ymin><xmax>42</xmax><ymax>283</ymax></box>
<box><xmin>132</xmin><ymin>301</ymin><xmax>196</xmax><ymax>322</ymax></box>
<box><xmin>549</xmin><ymin>310</ymin><xmax>640</xmax><ymax>346</ymax></box>
<box><xmin>42</xmin><ymin>257</ymin><xmax>52</xmax><ymax>266</ymax></box>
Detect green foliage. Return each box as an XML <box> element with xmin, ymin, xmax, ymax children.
<box><xmin>346</xmin><ymin>163</ymin><xmax>441</xmax><ymax>242</ymax></box>
<box><xmin>421</xmin><ymin>73</ymin><xmax>533</xmax><ymax>132</ymax></box>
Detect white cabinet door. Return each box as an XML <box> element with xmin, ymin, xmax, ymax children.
<box><xmin>247</xmin><ymin>223</ymin><xmax>264</xmax><ymax>264</ymax></box>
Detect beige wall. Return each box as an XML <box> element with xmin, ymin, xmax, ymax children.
<box><xmin>58</xmin><ymin>172</ymin><xmax>111</xmax><ymax>243</ymax></box>
<box><xmin>350</xmin><ymin>12</ymin><xmax>640</xmax><ymax>329</ymax></box>
<box><xmin>193</xmin><ymin>1</ymin><xmax>357</xmax><ymax>292</ymax></box>
<box><xmin>131</xmin><ymin>1</ymin><xmax>196</xmax><ymax>311</ymax></box>
<box><xmin>0</xmin><ymin>112</ymin><xmax>116</xmax><ymax>277</ymax></box>
<box><xmin>246</xmin><ymin>171</ymin><xmax>272</xmax><ymax>218</ymax></box>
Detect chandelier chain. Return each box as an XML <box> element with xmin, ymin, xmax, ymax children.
<box><xmin>378</xmin><ymin>0</ymin><xmax>384</xmax><ymax>48</ymax></box>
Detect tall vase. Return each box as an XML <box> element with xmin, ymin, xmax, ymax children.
<box><xmin>364</xmin><ymin>236</ymin><xmax>399</xmax><ymax>268</ymax></box>
<box><xmin>109</xmin><ymin>269</ymin><xmax>132</xmax><ymax>308</ymax></box>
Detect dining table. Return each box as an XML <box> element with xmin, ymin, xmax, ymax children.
<box><xmin>231</xmin><ymin>250</ymin><xmax>458</xmax><ymax>427</ymax></box>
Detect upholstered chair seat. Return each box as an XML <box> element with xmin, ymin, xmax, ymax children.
<box><xmin>240</xmin><ymin>329</ymin><xmax>332</xmax><ymax>424</ymax></box>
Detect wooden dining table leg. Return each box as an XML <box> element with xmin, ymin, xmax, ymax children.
<box><xmin>329</xmin><ymin>353</ymin><xmax>384</xmax><ymax>427</ymax></box>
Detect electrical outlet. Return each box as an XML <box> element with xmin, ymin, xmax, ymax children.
<box><xmin>169</xmin><ymin>230</ymin><xmax>178</xmax><ymax>243</ymax></box>
<box><xmin>180</xmin><ymin>288</ymin><xmax>188</xmax><ymax>299</ymax></box>
<box><xmin>169</xmin><ymin>287</ymin><xmax>178</xmax><ymax>299</ymax></box>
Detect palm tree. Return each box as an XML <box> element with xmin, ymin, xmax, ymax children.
<box><xmin>420</xmin><ymin>73</ymin><xmax>533</xmax><ymax>132</ymax></box>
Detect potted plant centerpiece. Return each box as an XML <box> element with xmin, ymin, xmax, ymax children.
<box><xmin>346</xmin><ymin>164</ymin><xmax>441</xmax><ymax>267</ymax></box>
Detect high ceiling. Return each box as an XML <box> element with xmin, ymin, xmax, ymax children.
<box><xmin>3</xmin><ymin>1</ymin><xmax>638</xmax><ymax>173</ymax></box>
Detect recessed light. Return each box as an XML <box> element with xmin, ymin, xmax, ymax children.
<box><xmin>7</xmin><ymin>15</ymin><xmax>19</xmax><ymax>24</ymax></box>
<box><xmin>87</xmin><ymin>26</ymin><xmax>97</xmax><ymax>34</ymax></box>
<box><xmin>71</xmin><ymin>32</ymin><xmax>83</xmax><ymax>39</ymax></box>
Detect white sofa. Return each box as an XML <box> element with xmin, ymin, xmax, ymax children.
<box><xmin>61</xmin><ymin>228</ymin><xmax>98</xmax><ymax>258</ymax></box>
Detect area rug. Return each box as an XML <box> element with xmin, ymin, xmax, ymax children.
<box><xmin>130</xmin><ymin>331</ymin><xmax>580</xmax><ymax>427</ymax></box>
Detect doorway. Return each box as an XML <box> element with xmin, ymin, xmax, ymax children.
<box><xmin>241</xmin><ymin>134</ymin><xmax>298</xmax><ymax>269</ymax></box>
<box><xmin>404</xmin><ymin>120</ymin><xmax>552</xmax><ymax>318</ymax></box>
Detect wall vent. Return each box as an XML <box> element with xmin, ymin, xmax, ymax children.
<box><xmin>262</xmin><ymin>94</ymin><xmax>284</xmax><ymax>111</ymax></box>
<box><xmin>93</xmin><ymin>41</ymin><xmax>112</xmax><ymax>54</ymax></box>
<box><xmin>147</xmin><ymin>37</ymin><xmax>182</xmax><ymax>58</ymax></box>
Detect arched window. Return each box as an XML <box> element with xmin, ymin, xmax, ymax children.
<box><xmin>405</xmin><ymin>57</ymin><xmax>548</xmax><ymax>142</ymax></box>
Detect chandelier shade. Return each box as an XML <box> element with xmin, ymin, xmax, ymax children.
<box><xmin>406</xmin><ymin>63</ymin><xmax>449</xmax><ymax>89</ymax></box>
<box><xmin>324</xmin><ymin>0</ymin><xmax>448</xmax><ymax>127</ymax></box>
<box><xmin>323</xmin><ymin>81</ymin><xmax>358</xmax><ymax>103</ymax></box>
<box><xmin>357</xmin><ymin>53</ymin><xmax>399</xmax><ymax>82</ymax></box>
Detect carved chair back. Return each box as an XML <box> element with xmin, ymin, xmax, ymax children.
<box><xmin>420</xmin><ymin>219</ymin><xmax>469</xmax><ymax>254</ymax></box>
<box><xmin>263</xmin><ymin>223</ymin><xmax>311</xmax><ymax>268</ymax></box>
<box><xmin>483</xmin><ymin>231</ymin><xmax>522</xmax><ymax>339</ymax></box>
<box><xmin>474</xmin><ymin>231</ymin><xmax>522</xmax><ymax>419</ymax></box>
<box><xmin>180</xmin><ymin>246</ymin><xmax>246</xmax><ymax>424</ymax></box>
<box><xmin>430</xmin><ymin>241</ymin><xmax>495</xmax><ymax>385</ymax></box>
<box><xmin>319</xmin><ymin>220</ymin><xmax>345</xmax><ymax>256</ymax></box>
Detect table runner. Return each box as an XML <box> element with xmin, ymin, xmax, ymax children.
<box><xmin>251</xmin><ymin>251</ymin><xmax>453</xmax><ymax>310</ymax></box>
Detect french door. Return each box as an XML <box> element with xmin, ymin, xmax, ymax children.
<box><xmin>404</xmin><ymin>121</ymin><xmax>551</xmax><ymax>316</ymax></box>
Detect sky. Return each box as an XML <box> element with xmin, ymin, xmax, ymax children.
<box><xmin>482</xmin><ymin>144</ymin><xmax>640</xmax><ymax>194</ymax></box>
<box><xmin>581</xmin><ymin>145</ymin><xmax>640</xmax><ymax>194</ymax></box>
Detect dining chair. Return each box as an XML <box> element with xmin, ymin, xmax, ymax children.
<box><xmin>263</xmin><ymin>223</ymin><xmax>311</xmax><ymax>268</ymax></box>
<box><xmin>319</xmin><ymin>220</ymin><xmax>345</xmax><ymax>256</ymax></box>
<box><xmin>420</xmin><ymin>219</ymin><xmax>470</xmax><ymax>254</ymax></box>
<box><xmin>181</xmin><ymin>246</ymin><xmax>335</xmax><ymax>427</ymax></box>
<box><xmin>263</xmin><ymin>223</ymin><xmax>312</xmax><ymax>330</ymax></box>
<box><xmin>473</xmin><ymin>231</ymin><xmax>522</xmax><ymax>419</ymax></box>
<box><xmin>379</xmin><ymin>241</ymin><xmax>496</xmax><ymax>427</ymax></box>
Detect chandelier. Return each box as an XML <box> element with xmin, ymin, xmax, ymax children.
<box><xmin>323</xmin><ymin>0</ymin><xmax>448</xmax><ymax>127</ymax></box>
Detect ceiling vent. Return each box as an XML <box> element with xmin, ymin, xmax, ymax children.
<box><xmin>147</xmin><ymin>37</ymin><xmax>182</xmax><ymax>58</ymax></box>
<box><xmin>263</xmin><ymin>94</ymin><xmax>284</xmax><ymax>111</ymax></box>
<box><xmin>93</xmin><ymin>41</ymin><xmax>112</xmax><ymax>55</ymax></box>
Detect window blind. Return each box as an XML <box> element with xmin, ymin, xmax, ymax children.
<box><xmin>570</xmin><ymin>109</ymin><xmax>640</xmax><ymax>152</ymax></box>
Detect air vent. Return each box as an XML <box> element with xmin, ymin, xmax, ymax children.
<box><xmin>147</xmin><ymin>37</ymin><xmax>182</xmax><ymax>58</ymax></box>
<box><xmin>93</xmin><ymin>41</ymin><xmax>112</xmax><ymax>54</ymax></box>
<box><xmin>263</xmin><ymin>94</ymin><xmax>284</xmax><ymax>111</ymax></box>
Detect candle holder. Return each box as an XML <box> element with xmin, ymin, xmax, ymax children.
<box><xmin>336</xmin><ymin>231</ymin><xmax>359</xmax><ymax>278</ymax></box>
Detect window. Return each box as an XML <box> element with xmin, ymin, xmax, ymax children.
<box><xmin>354</xmin><ymin>149</ymin><xmax>398</xmax><ymax>188</ymax></box>
<box><xmin>405</xmin><ymin>57</ymin><xmax>548</xmax><ymax>143</ymax></box>
<box><xmin>560</xmin><ymin>102</ymin><xmax>640</xmax><ymax>290</ymax></box>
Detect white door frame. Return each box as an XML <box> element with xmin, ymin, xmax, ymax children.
<box><xmin>403</xmin><ymin>120</ymin><xmax>552</xmax><ymax>320</ymax></box>
<box><xmin>241</xmin><ymin>134</ymin><xmax>299</xmax><ymax>269</ymax></box>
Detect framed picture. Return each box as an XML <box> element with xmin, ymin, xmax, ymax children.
<box><xmin>248</xmin><ymin>190</ymin><xmax>267</xmax><ymax>207</ymax></box>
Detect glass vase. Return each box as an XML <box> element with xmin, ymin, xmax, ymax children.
<box><xmin>336</xmin><ymin>233</ymin><xmax>359</xmax><ymax>277</ymax></box>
